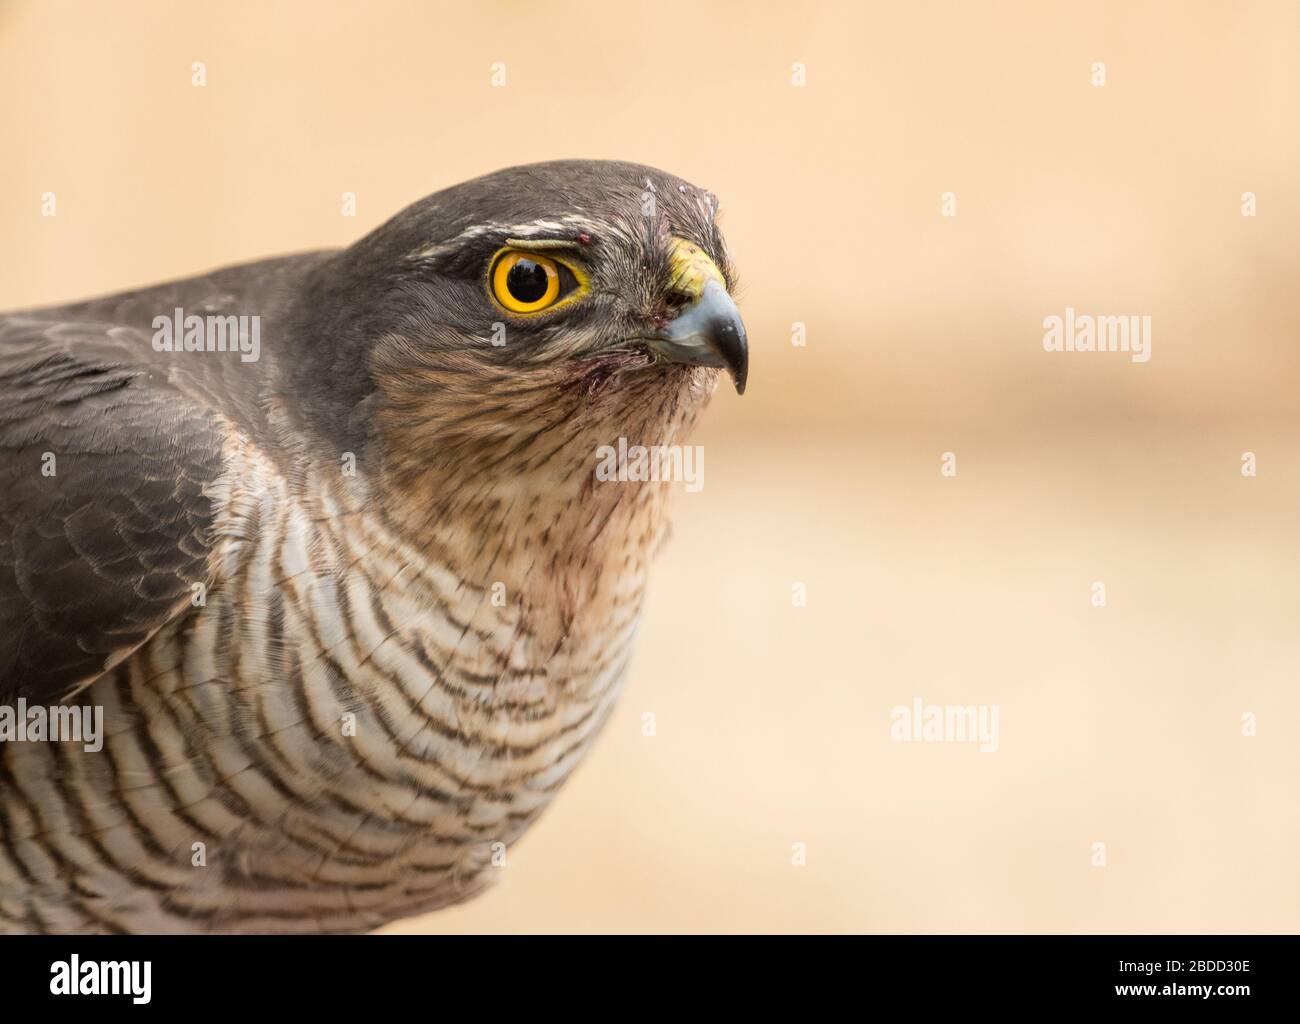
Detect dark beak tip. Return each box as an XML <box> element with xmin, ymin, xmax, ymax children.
<box><xmin>728</xmin><ymin>330</ymin><xmax>748</xmax><ymax>396</ymax></box>
<box><xmin>713</xmin><ymin>316</ymin><xmax>748</xmax><ymax>397</ymax></box>
<box><xmin>730</xmin><ymin>350</ymin><xmax>748</xmax><ymax>395</ymax></box>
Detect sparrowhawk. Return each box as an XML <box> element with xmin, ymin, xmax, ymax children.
<box><xmin>0</xmin><ymin>160</ymin><xmax>747</xmax><ymax>933</ymax></box>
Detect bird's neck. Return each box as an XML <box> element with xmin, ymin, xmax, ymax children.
<box><xmin>368</xmin><ymin>367</ymin><xmax>715</xmax><ymax>624</ymax></box>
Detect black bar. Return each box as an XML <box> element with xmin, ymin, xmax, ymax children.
<box><xmin>0</xmin><ymin>934</ymin><xmax>1288</xmax><ymax>1011</ymax></box>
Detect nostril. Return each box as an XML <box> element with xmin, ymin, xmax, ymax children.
<box><xmin>661</xmin><ymin>291</ymin><xmax>693</xmax><ymax>316</ymax></box>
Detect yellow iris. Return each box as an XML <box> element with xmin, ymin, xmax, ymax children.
<box><xmin>490</xmin><ymin>250</ymin><xmax>563</xmax><ymax>314</ymax></box>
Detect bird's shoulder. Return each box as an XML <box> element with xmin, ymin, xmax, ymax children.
<box><xmin>0</xmin><ymin>314</ymin><xmax>239</xmax><ymax>703</ymax></box>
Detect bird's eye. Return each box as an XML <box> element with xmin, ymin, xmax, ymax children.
<box><xmin>489</xmin><ymin>249</ymin><xmax>581</xmax><ymax>315</ymax></box>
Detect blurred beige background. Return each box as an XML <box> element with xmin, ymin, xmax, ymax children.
<box><xmin>2</xmin><ymin>0</ymin><xmax>1297</xmax><ymax>932</ymax></box>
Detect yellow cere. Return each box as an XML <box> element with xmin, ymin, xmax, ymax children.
<box><xmin>666</xmin><ymin>236</ymin><xmax>725</xmax><ymax>301</ymax></box>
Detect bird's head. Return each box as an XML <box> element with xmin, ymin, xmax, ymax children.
<box><xmin>286</xmin><ymin>160</ymin><xmax>745</xmax><ymax>532</ymax></box>
<box><xmin>282</xmin><ymin>160</ymin><xmax>745</xmax><ymax>571</ymax></box>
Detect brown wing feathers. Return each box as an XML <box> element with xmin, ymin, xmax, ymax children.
<box><xmin>0</xmin><ymin>320</ymin><xmax>224</xmax><ymax>703</ymax></box>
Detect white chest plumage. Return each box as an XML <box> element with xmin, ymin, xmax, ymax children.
<box><xmin>0</xmin><ymin>438</ymin><xmax>648</xmax><ymax>933</ymax></box>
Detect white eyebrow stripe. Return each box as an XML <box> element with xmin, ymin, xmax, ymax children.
<box><xmin>409</xmin><ymin>215</ymin><xmax>607</xmax><ymax>261</ymax></box>
<box><xmin>503</xmin><ymin>237</ymin><xmax>583</xmax><ymax>251</ymax></box>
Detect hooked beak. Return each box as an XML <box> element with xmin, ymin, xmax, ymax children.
<box><xmin>647</xmin><ymin>279</ymin><xmax>749</xmax><ymax>395</ymax></box>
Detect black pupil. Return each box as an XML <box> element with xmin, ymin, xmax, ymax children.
<box><xmin>506</xmin><ymin>259</ymin><xmax>549</xmax><ymax>303</ymax></box>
